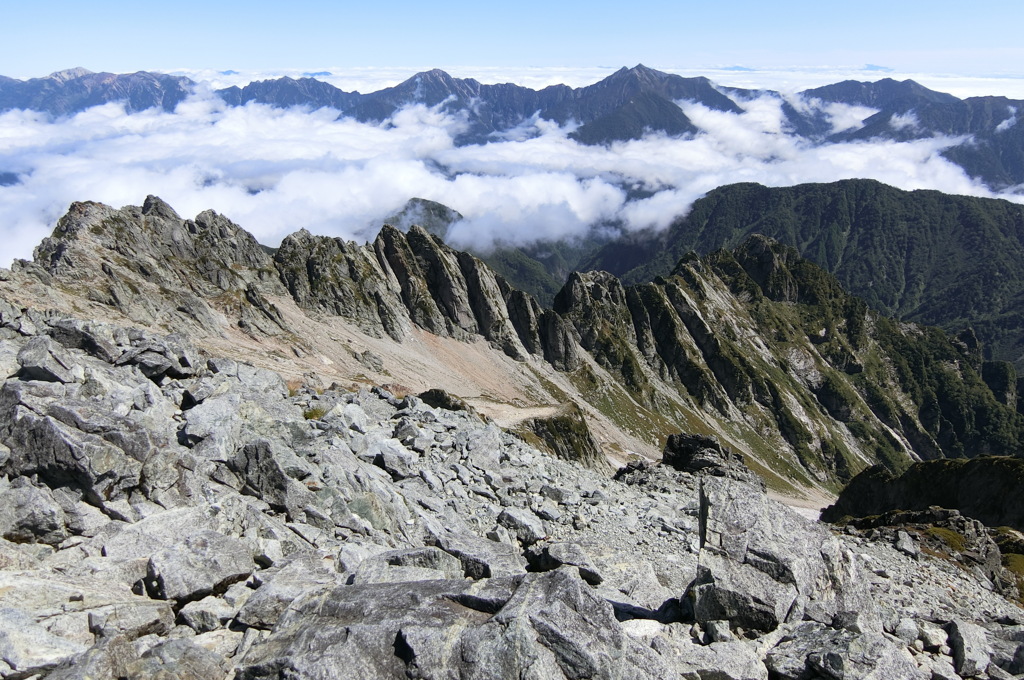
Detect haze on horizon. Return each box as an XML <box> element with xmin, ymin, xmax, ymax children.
<box><xmin>4</xmin><ymin>0</ymin><xmax>1023</xmax><ymax>81</ymax></box>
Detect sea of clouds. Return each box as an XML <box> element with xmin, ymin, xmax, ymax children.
<box><xmin>1</xmin><ymin>66</ymin><xmax>1022</xmax><ymax>266</ymax></box>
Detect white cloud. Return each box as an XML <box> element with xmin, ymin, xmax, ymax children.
<box><xmin>0</xmin><ymin>87</ymin><xmax>1020</xmax><ymax>271</ymax></box>
<box><xmin>997</xmin><ymin>106</ymin><xmax>1018</xmax><ymax>132</ymax></box>
<box><xmin>889</xmin><ymin>112</ymin><xmax>920</xmax><ymax>132</ymax></box>
<box><xmin>781</xmin><ymin>95</ymin><xmax>879</xmax><ymax>135</ymax></box>
<box><xmin>823</xmin><ymin>102</ymin><xmax>878</xmax><ymax>134</ymax></box>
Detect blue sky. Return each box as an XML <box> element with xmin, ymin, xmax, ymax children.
<box><xmin>5</xmin><ymin>1</ymin><xmax>1024</xmax><ymax>80</ymax></box>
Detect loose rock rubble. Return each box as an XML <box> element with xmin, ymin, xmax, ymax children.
<box><xmin>1</xmin><ymin>302</ymin><xmax>1023</xmax><ymax>679</ymax></box>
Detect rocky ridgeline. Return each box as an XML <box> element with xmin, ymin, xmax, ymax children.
<box><xmin>19</xmin><ymin>195</ymin><xmax>582</xmax><ymax>369</ymax></box>
<box><xmin>2</xmin><ymin>303</ymin><xmax>1024</xmax><ymax>678</ymax></box>
<box><xmin>7</xmin><ymin>196</ymin><xmax>1024</xmax><ymax>494</ymax></box>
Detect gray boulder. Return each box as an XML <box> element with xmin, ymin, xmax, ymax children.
<box><xmin>114</xmin><ymin>331</ymin><xmax>201</xmax><ymax>381</ymax></box>
<box><xmin>229</xmin><ymin>439</ymin><xmax>315</xmax><ymax>520</ymax></box>
<box><xmin>690</xmin><ymin>476</ymin><xmax>878</xmax><ymax>633</ymax></box>
<box><xmin>0</xmin><ymin>381</ymin><xmax>143</xmax><ymax>505</ymax></box>
<box><xmin>0</xmin><ymin>477</ymin><xmax>68</xmax><ymax>545</ymax></box>
<box><xmin>497</xmin><ymin>506</ymin><xmax>547</xmax><ymax>546</ymax></box>
<box><xmin>131</xmin><ymin>638</ymin><xmax>231</xmax><ymax>679</ymax></box>
<box><xmin>765</xmin><ymin>621</ymin><xmax>921</xmax><ymax>680</ymax></box>
<box><xmin>622</xmin><ymin>622</ymin><xmax>767</xmax><ymax>679</ymax></box>
<box><xmin>16</xmin><ymin>335</ymin><xmax>81</xmax><ymax>383</ymax></box>
<box><xmin>370</xmin><ymin>438</ymin><xmax>416</xmax><ymax>480</ymax></box>
<box><xmin>429</xmin><ymin>529</ymin><xmax>528</xmax><ymax>578</ymax></box>
<box><xmin>949</xmin><ymin>619</ymin><xmax>992</xmax><ymax>678</ymax></box>
<box><xmin>348</xmin><ymin>546</ymin><xmax>467</xmax><ymax>584</ymax></box>
<box><xmin>0</xmin><ymin>607</ymin><xmax>88</xmax><ymax>678</ymax></box>
<box><xmin>236</xmin><ymin>556</ymin><xmax>341</xmax><ymax>630</ymax></box>
<box><xmin>526</xmin><ymin>541</ymin><xmax>604</xmax><ymax>585</ymax></box>
<box><xmin>87</xmin><ymin>599</ymin><xmax>174</xmax><ymax>640</ymax></box>
<box><xmin>377</xmin><ymin>546</ymin><xmax>464</xmax><ymax>578</ymax></box>
<box><xmin>146</xmin><ymin>529</ymin><xmax>255</xmax><ymax>604</ymax></box>
<box><xmin>45</xmin><ymin>318</ymin><xmax>122</xmax><ymax>363</ymax></box>
<box><xmin>179</xmin><ymin>596</ymin><xmax>238</xmax><ymax>634</ymax></box>
<box><xmin>236</xmin><ymin>569</ymin><xmax>673</xmax><ymax>680</ymax></box>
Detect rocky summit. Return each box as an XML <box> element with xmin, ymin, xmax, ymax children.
<box><xmin>1</xmin><ymin>198</ymin><xmax>1024</xmax><ymax>678</ymax></box>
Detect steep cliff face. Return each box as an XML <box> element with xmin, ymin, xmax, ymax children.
<box><xmin>275</xmin><ymin>229</ymin><xmax>409</xmax><ymax>341</ymax></box>
<box><xmin>4</xmin><ymin>197</ymin><xmax>1022</xmax><ymax>495</ymax></box>
<box><xmin>547</xmin><ymin>236</ymin><xmax>1024</xmax><ymax>488</ymax></box>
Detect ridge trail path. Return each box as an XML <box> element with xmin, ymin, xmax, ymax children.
<box><xmin>770</xmin><ymin>488</ymin><xmax>836</xmax><ymax>521</ymax></box>
<box><xmin>468</xmin><ymin>401</ymin><xmax>563</xmax><ymax>428</ymax></box>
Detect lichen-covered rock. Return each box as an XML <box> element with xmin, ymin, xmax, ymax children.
<box><xmin>428</xmin><ymin>528</ymin><xmax>528</xmax><ymax>579</ymax></box>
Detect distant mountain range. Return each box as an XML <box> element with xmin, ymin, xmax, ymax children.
<box><xmin>0</xmin><ymin>68</ymin><xmax>193</xmax><ymax>115</ymax></box>
<box><xmin>3</xmin><ymin>65</ymin><xmax>1024</xmax><ymax>189</ymax></box>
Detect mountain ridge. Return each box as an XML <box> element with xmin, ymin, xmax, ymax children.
<box><xmin>582</xmin><ymin>179</ymin><xmax>1024</xmax><ymax>367</ymax></box>
<box><xmin>4</xmin><ymin>65</ymin><xmax>1024</xmax><ymax>188</ymax></box>
<box><xmin>5</xmin><ymin>195</ymin><xmax>1024</xmax><ymax>497</ymax></box>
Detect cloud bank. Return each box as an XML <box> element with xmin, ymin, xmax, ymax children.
<box><xmin>0</xmin><ymin>87</ymin><xmax>1015</xmax><ymax>267</ymax></box>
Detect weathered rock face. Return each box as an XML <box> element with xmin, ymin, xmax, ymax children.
<box><xmin>691</xmin><ymin>476</ymin><xmax>879</xmax><ymax>634</ymax></box>
<box><xmin>275</xmin><ymin>229</ymin><xmax>409</xmax><ymax>340</ymax></box>
<box><xmin>555</xmin><ymin>270</ymin><xmax>650</xmax><ymax>394</ymax></box>
<box><xmin>456</xmin><ymin>250</ymin><xmax>530</xmax><ymax>360</ymax></box>
<box><xmin>399</xmin><ymin>224</ymin><xmax>480</xmax><ymax>336</ymax></box>
<box><xmin>20</xmin><ymin>197</ymin><xmax>289</xmax><ymax>337</ymax></box>
<box><xmin>372</xmin><ymin>224</ymin><xmax>450</xmax><ymax>336</ymax></box>
<box><xmin>371</xmin><ymin>225</ymin><xmax>531</xmax><ymax>359</ymax></box>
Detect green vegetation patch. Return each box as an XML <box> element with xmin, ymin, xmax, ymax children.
<box><xmin>303</xmin><ymin>406</ymin><xmax>328</xmax><ymax>420</ymax></box>
<box><xmin>925</xmin><ymin>526</ymin><xmax>968</xmax><ymax>554</ymax></box>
